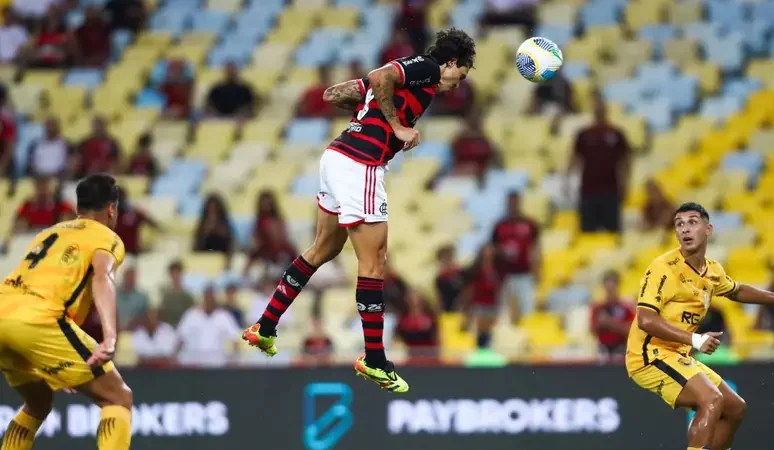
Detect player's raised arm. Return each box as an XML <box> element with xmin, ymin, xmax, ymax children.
<box><xmin>724</xmin><ymin>283</ymin><xmax>774</xmax><ymax>304</ymax></box>
<box><xmin>87</xmin><ymin>249</ymin><xmax>118</xmax><ymax>367</ymax></box>
<box><xmin>367</xmin><ymin>64</ymin><xmax>420</xmax><ymax>149</ymax></box>
<box><xmin>322</xmin><ymin>79</ymin><xmax>367</xmax><ymax>111</ymax></box>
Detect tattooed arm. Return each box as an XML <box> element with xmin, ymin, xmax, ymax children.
<box><xmin>322</xmin><ymin>79</ymin><xmax>365</xmax><ymax>111</ymax></box>
<box><xmin>367</xmin><ymin>63</ymin><xmax>420</xmax><ymax>149</ymax></box>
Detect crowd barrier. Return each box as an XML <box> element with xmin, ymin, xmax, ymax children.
<box><xmin>1</xmin><ymin>364</ymin><xmax>772</xmax><ymax>450</ymax></box>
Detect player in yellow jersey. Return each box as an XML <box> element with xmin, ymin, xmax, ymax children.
<box><xmin>627</xmin><ymin>202</ymin><xmax>774</xmax><ymax>450</ymax></box>
<box><xmin>0</xmin><ymin>174</ymin><xmax>131</xmax><ymax>450</ymax></box>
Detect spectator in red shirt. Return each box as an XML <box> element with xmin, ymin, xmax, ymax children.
<box><xmin>27</xmin><ymin>7</ymin><xmax>75</xmax><ymax>68</ymax></box>
<box><xmin>395</xmin><ymin>0</ymin><xmax>428</xmax><ymax>53</ymax></box>
<box><xmin>396</xmin><ymin>289</ymin><xmax>439</xmax><ymax>363</ymax></box>
<box><xmin>379</xmin><ymin>29</ymin><xmax>414</xmax><ymax>66</ymax></box>
<box><xmin>431</xmin><ymin>78</ymin><xmax>474</xmax><ymax>116</ymax></box>
<box><xmin>14</xmin><ymin>177</ymin><xmax>74</xmax><ymax>233</ymax></box>
<box><xmin>459</xmin><ymin>243</ymin><xmax>502</xmax><ymax>349</ymax></box>
<box><xmin>126</xmin><ymin>132</ymin><xmax>159</xmax><ymax>179</ymax></box>
<box><xmin>451</xmin><ymin>111</ymin><xmax>499</xmax><ymax>179</ymax></box>
<box><xmin>567</xmin><ymin>96</ymin><xmax>631</xmax><ymax>233</ymax></box>
<box><xmin>114</xmin><ymin>186</ymin><xmax>161</xmax><ymax>254</ymax></box>
<box><xmin>491</xmin><ymin>191</ymin><xmax>540</xmax><ymax>323</ymax></box>
<box><xmin>296</xmin><ymin>65</ymin><xmax>337</xmax><ymax>118</ymax></box>
<box><xmin>641</xmin><ymin>179</ymin><xmax>674</xmax><ymax>231</ymax></box>
<box><xmin>75</xmin><ymin>5</ymin><xmax>110</xmax><ymax>67</ymax></box>
<box><xmin>243</xmin><ymin>190</ymin><xmax>296</xmax><ymax>275</ymax></box>
<box><xmin>0</xmin><ymin>84</ymin><xmax>17</xmax><ymax>181</ymax></box>
<box><xmin>301</xmin><ymin>318</ymin><xmax>334</xmax><ymax>366</ymax></box>
<box><xmin>590</xmin><ymin>270</ymin><xmax>634</xmax><ymax>360</ymax></box>
<box><xmin>434</xmin><ymin>244</ymin><xmax>465</xmax><ymax>312</ymax></box>
<box><xmin>160</xmin><ymin>59</ymin><xmax>193</xmax><ymax>119</ymax></box>
<box><xmin>77</xmin><ymin>115</ymin><xmax>121</xmax><ymax>176</ymax></box>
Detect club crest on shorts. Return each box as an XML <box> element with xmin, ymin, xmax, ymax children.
<box><xmin>379</xmin><ymin>201</ymin><xmax>387</xmax><ymax>215</ymax></box>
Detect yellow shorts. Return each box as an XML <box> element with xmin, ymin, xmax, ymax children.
<box><xmin>0</xmin><ymin>317</ymin><xmax>114</xmax><ymax>391</ymax></box>
<box><xmin>629</xmin><ymin>352</ymin><xmax>722</xmax><ymax>408</ymax></box>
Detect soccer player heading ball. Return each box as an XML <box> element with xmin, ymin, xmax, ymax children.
<box><xmin>243</xmin><ymin>28</ymin><xmax>476</xmax><ymax>392</ymax></box>
<box><xmin>627</xmin><ymin>202</ymin><xmax>774</xmax><ymax>450</ymax></box>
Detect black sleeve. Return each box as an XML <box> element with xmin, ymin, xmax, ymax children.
<box><xmin>390</xmin><ymin>56</ymin><xmax>440</xmax><ymax>87</ymax></box>
<box><xmin>359</xmin><ymin>77</ymin><xmax>370</xmax><ymax>93</ymax></box>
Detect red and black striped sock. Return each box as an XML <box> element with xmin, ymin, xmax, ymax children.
<box><xmin>357</xmin><ymin>276</ymin><xmax>386</xmax><ymax>368</ymax></box>
<box><xmin>257</xmin><ymin>256</ymin><xmax>317</xmax><ymax>336</ymax></box>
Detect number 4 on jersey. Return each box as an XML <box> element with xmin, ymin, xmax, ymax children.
<box><xmin>357</xmin><ymin>88</ymin><xmax>375</xmax><ymax>121</ymax></box>
<box><xmin>25</xmin><ymin>233</ymin><xmax>59</xmax><ymax>269</ymax></box>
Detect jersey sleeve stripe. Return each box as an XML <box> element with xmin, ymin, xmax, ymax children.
<box><xmin>389</xmin><ymin>61</ymin><xmax>406</xmax><ymax>86</ymax></box>
<box><xmin>716</xmin><ymin>280</ymin><xmax>738</xmax><ymax>297</ymax></box>
<box><xmin>653</xmin><ymin>359</ymin><xmax>688</xmax><ymax>387</ymax></box>
<box><xmin>636</xmin><ymin>303</ymin><xmax>660</xmax><ymax>313</ymax></box>
<box><xmin>641</xmin><ymin>334</ymin><xmax>653</xmax><ymax>365</ymax></box>
<box><xmin>357</xmin><ymin>78</ymin><xmax>366</xmax><ymax>95</ymax></box>
<box><xmin>57</xmin><ymin>317</ymin><xmax>106</xmax><ymax>377</ymax></box>
<box><xmin>63</xmin><ymin>266</ymin><xmax>94</xmax><ymax>310</ymax></box>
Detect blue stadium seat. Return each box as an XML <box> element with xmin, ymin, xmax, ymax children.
<box><xmin>16</xmin><ymin>123</ymin><xmax>44</xmax><ymax>174</ymax></box>
<box><xmin>166</xmin><ymin>159</ymin><xmax>208</xmax><ymax>183</ymax></box>
<box><xmin>111</xmin><ymin>30</ymin><xmax>133</xmax><ymax>61</ymax></box>
<box><xmin>742</xmin><ymin>20</ymin><xmax>771</xmax><ymax>56</ymax></box>
<box><xmin>683</xmin><ymin>22</ymin><xmax>723</xmax><ymax>44</ymax></box>
<box><xmin>231</xmin><ymin>215</ymin><xmax>255</xmax><ymax>248</ymax></box>
<box><xmin>638</xmin><ymin>25</ymin><xmax>677</xmax><ymax>58</ymax></box>
<box><xmin>66</xmin><ymin>10</ymin><xmax>84</xmax><ymax>29</ymax></box>
<box><xmin>704</xmin><ymin>35</ymin><xmax>744</xmax><ymax>73</ymax></box>
<box><xmin>534</xmin><ymin>24</ymin><xmax>574</xmax><ymax>48</ymax></box>
<box><xmin>335</xmin><ymin>0</ymin><xmax>371</xmax><ymax>6</ymax></box>
<box><xmin>484</xmin><ymin>169</ymin><xmax>530</xmax><ymax>193</ymax></box>
<box><xmin>286</xmin><ymin>119</ymin><xmax>330</xmax><ymax>145</ymax></box>
<box><xmin>191</xmin><ymin>10</ymin><xmax>231</xmax><ymax>34</ymax></box>
<box><xmin>580</xmin><ymin>1</ymin><xmax>621</xmax><ymax>28</ymax></box>
<box><xmin>295</xmin><ymin>30</ymin><xmax>350</xmax><ymax>67</ymax></box>
<box><xmin>151</xmin><ymin>175</ymin><xmax>200</xmax><ymax>198</ymax></box>
<box><xmin>724</xmin><ymin>78</ymin><xmax>762</xmax><ymax>104</ymax></box>
<box><xmin>706</xmin><ymin>0</ymin><xmax>747</xmax><ymax>30</ymax></box>
<box><xmin>149</xmin><ymin>9</ymin><xmax>192</xmax><ymax>34</ymax></box>
<box><xmin>456</xmin><ymin>230</ymin><xmax>491</xmax><ymax>259</ymax></box>
<box><xmin>751</xmin><ymin>2</ymin><xmax>774</xmax><ymax>24</ymax></box>
<box><xmin>547</xmin><ymin>285</ymin><xmax>590</xmax><ymax>311</ymax></box>
<box><xmin>63</xmin><ymin>69</ymin><xmax>103</xmax><ymax>89</ymax></box>
<box><xmin>663</xmin><ymin>76</ymin><xmax>698</xmax><ymax>114</ymax></box>
<box><xmin>362</xmin><ymin>5</ymin><xmax>398</xmax><ymax>29</ymax></box>
<box><xmin>337</xmin><ymin>42</ymin><xmax>381</xmax><ymax>68</ymax></box>
<box><xmin>291</xmin><ymin>174</ymin><xmax>321</xmax><ymax>197</ymax></box>
<box><xmin>178</xmin><ymin>195</ymin><xmax>204</xmax><ymax>218</ymax></box>
<box><xmin>245</xmin><ymin>0</ymin><xmax>285</xmax><ymax>14</ymax></box>
<box><xmin>134</xmin><ymin>89</ymin><xmax>166</xmax><ymax>108</ymax></box>
<box><xmin>722</xmin><ymin>150</ymin><xmax>765</xmax><ymax>184</ymax></box>
<box><xmin>451</xmin><ymin>2</ymin><xmax>486</xmax><ymax>31</ymax></box>
<box><xmin>633</xmin><ymin>98</ymin><xmax>674</xmax><ymax>132</ymax></box>
<box><xmin>183</xmin><ymin>273</ymin><xmax>211</xmax><ymax>297</ymax></box>
<box><xmin>208</xmin><ymin>45</ymin><xmax>251</xmax><ymax>67</ymax></box>
<box><xmin>711</xmin><ymin>212</ymin><xmax>743</xmax><ymax>234</ymax></box>
<box><xmin>149</xmin><ymin>60</ymin><xmax>195</xmax><ymax>86</ymax></box>
<box><xmin>603</xmin><ymin>79</ymin><xmax>644</xmax><ymax>109</ymax></box>
<box><xmin>465</xmin><ymin>189</ymin><xmax>506</xmax><ymax>229</ymax></box>
<box><xmin>699</xmin><ymin>96</ymin><xmax>743</xmax><ymax>123</ymax></box>
<box><xmin>556</xmin><ymin>61</ymin><xmax>588</xmax><ymax>81</ymax></box>
<box><xmin>636</xmin><ymin>62</ymin><xmax>677</xmax><ymax>96</ymax></box>
<box><xmin>410</xmin><ymin>141</ymin><xmax>452</xmax><ymax>169</ymax></box>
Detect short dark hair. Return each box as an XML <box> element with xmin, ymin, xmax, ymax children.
<box><xmin>428</xmin><ymin>27</ymin><xmax>476</xmax><ymax>68</ymax></box>
<box><xmin>168</xmin><ymin>259</ymin><xmax>183</xmax><ymax>273</ymax></box>
<box><xmin>603</xmin><ymin>270</ymin><xmax>620</xmax><ymax>283</ymax></box>
<box><xmin>76</xmin><ymin>173</ymin><xmax>119</xmax><ymax>212</ymax></box>
<box><xmin>674</xmin><ymin>202</ymin><xmax>710</xmax><ymax>221</ymax></box>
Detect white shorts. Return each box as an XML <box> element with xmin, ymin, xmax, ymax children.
<box><xmin>317</xmin><ymin>149</ymin><xmax>388</xmax><ymax>227</ymax></box>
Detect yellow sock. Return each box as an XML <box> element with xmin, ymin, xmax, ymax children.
<box><xmin>1</xmin><ymin>410</ymin><xmax>43</xmax><ymax>450</ymax></box>
<box><xmin>96</xmin><ymin>405</ymin><xmax>132</xmax><ymax>450</ymax></box>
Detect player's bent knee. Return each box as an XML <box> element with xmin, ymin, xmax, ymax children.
<box><xmin>725</xmin><ymin>395</ymin><xmax>747</xmax><ymax>421</ymax></box>
<box><xmin>699</xmin><ymin>389</ymin><xmax>724</xmax><ymax>412</ymax></box>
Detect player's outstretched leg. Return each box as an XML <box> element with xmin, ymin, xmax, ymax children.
<box><xmin>243</xmin><ymin>210</ymin><xmax>347</xmax><ymax>356</ymax></box>
<box><xmin>675</xmin><ymin>373</ymin><xmax>723</xmax><ymax>450</ymax></box>
<box><xmin>79</xmin><ymin>369</ymin><xmax>133</xmax><ymax>450</ymax></box>
<box><xmin>348</xmin><ymin>222</ymin><xmax>408</xmax><ymax>393</ymax></box>
<box><xmin>710</xmin><ymin>381</ymin><xmax>747</xmax><ymax>450</ymax></box>
<box><xmin>2</xmin><ymin>381</ymin><xmax>52</xmax><ymax>450</ymax></box>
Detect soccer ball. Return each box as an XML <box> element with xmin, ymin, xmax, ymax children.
<box><xmin>516</xmin><ymin>37</ymin><xmax>563</xmax><ymax>82</ymax></box>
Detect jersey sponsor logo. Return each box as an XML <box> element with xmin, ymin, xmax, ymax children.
<box><xmin>402</xmin><ymin>56</ymin><xmax>424</xmax><ymax>66</ymax></box>
<box><xmin>639</xmin><ymin>270</ymin><xmax>651</xmax><ymax>298</ymax></box>
<box><xmin>667</xmin><ymin>257</ymin><xmax>680</xmax><ymax>266</ymax></box>
<box><xmin>41</xmin><ymin>361</ymin><xmax>75</xmax><ymax>376</ymax></box>
<box><xmin>357</xmin><ymin>303</ymin><xmax>384</xmax><ymax>313</ymax></box>
<box><xmin>285</xmin><ymin>274</ymin><xmax>301</xmax><ymax>289</ymax></box>
<box><xmin>707</xmin><ymin>275</ymin><xmax>721</xmax><ymax>283</ymax></box>
<box><xmin>677</xmin><ymin>357</ymin><xmax>693</xmax><ymax>366</ymax></box>
<box><xmin>348</xmin><ymin>123</ymin><xmax>362</xmax><ymax>133</ymax></box>
<box><xmin>409</xmin><ymin>76</ymin><xmax>433</xmax><ymax>87</ymax></box>
<box><xmin>681</xmin><ymin>311</ymin><xmax>702</xmax><ymax>325</ymax></box>
<box><xmin>3</xmin><ymin>275</ymin><xmax>24</xmax><ymax>289</ymax></box>
<box><xmin>60</xmin><ymin>244</ymin><xmax>80</xmax><ymax>266</ymax></box>
<box><xmin>379</xmin><ymin>201</ymin><xmax>388</xmax><ymax>215</ymax></box>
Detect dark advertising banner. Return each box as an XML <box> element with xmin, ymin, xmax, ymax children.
<box><xmin>1</xmin><ymin>364</ymin><xmax>772</xmax><ymax>450</ymax></box>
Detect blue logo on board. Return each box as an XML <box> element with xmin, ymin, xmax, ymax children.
<box><xmin>303</xmin><ymin>383</ymin><xmax>353</xmax><ymax>450</ymax></box>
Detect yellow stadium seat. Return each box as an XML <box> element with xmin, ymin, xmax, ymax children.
<box><xmin>616</xmin><ymin>40</ymin><xmax>653</xmax><ymax>68</ymax></box>
<box><xmin>419</xmin><ymin>117</ymin><xmax>464</xmax><ymax>142</ymax></box>
<box><xmin>571</xmin><ymin>77</ymin><xmax>596</xmax><ymax>113</ymax></box>
<box><xmin>427</xmin><ymin>0</ymin><xmax>453</xmax><ymax>28</ymax></box>
<box><xmin>251</xmin><ymin>43</ymin><xmax>294</xmax><ymax>69</ymax></box>
<box><xmin>625</xmin><ymin>1</ymin><xmax>663</xmax><ymax>31</ymax></box>
<box><xmin>586</xmin><ymin>26</ymin><xmax>624</xmax><ymax>56</ymax></box>
<box><xmin>319</xmin><ymin>8</ymin><xmax>359</xmax><ymax>29</ymax></box>
<box><xmin>116</xmin><ymin>175</ymin><xmax>149</xmax><ymax>198</ymax></box>
<box><xmin>723</xmin><ymin>192</ymin><xmax>763</xmax><ymax>220</ymax></box>
<box><xmin>194</xmin><ymin>120</ymin><xmax>237</xmax><ymax>144</ymax></box>
<box><xmin>398</xmin><ymin>157</ymin><xmax>441</xmax><ymax>188</ymax></box>
<box><xmin>241</xmin><ymin>66</ymin><xmax>282</xmax><ymax>96</ymax></box>
<box><xmin>122</xmin><ymin>46</ymin><xmax>165</xmax><ymax>66</ymax></box>
<box><xmin>10</xmin><ymin>84</ymin><xmax>44</xmax><ymax>117</ymax></box>
<box><xmin>186</xmin><ymin>140</ymin><xmax>231</xmax><ymax>166</ymax></box>
<box><xmin>663</xmin><ymin>38</ymin><xmax>699</xmax><ymax>67</ymax></box>
<box><xmin>285</xmin><ymin>67</ymin><xmax>319</xmax><ymax>86</ymax></box>
<box><xmin>563</xmin><ymin>36</ymin><xmax>603</xmax><ymax>64</ymax></box>
<box><xmin>206</xmin><ymin>0</ymin><xmax>242</xmax><ymax>12</ymax></box>
<box><xmin>747</xmin><ymin>60</ymin><xmax>774</xmax><ymax>90</ymax></box>
<box><xmin>22</xmin><ymin>70</ymin><xmax>63</xmax><ymax>90</ymax></box>
<box><xmin>180</xmin><ymin>32</ymin><xmax>217</xmax><ymax>47</ymax></box>
<box><xmin>667</xmin><ymin>0</ymin><xmax>702</xmax><ymax>24</ymax></box>
<box><xmin>439</xmin><ymin>313</ymin><xmax>475</xmax><ymax>352</ymax></box>
<box><xmin>165</xmin><ymin>43</ymin><xmax>209</xmax><ymax>66</ymax></box>
<box><xmin>242</xmin><ymin>118</ymin><xmax>286</xmax><ymax>145</ymax></box>
<box><xmin>519</xmin><ymin>312</ymin><xmax>569</xmax><ymax>352</ymax></box>
<box><xmin>573</xmin><ymin>233</ymin><xmax>618</xmax><ymax>258</ymax></box>
<box><xmin>153</xmin><ymin>121</ymin><xmax>189</xmax><ymax>142</ymax></box>
<box><xmin>682</xmin><ymin>61</ymin><xmax>721</xmax><ymax>95</ymax></box>
<box><xmin>43</xmin><ymin>86</ymin><xmax>86</xmax><ymax>123</ymax></box>
<box><xmin>185</xmin><ymin>252</ymin><xmax>229</xmax><ymax>277</ymax></box>
<box><xmin>135</xmin><ymin>31</ymin><xmax>174</xmax><ymax>48</ymax></box>
<box><xmin>0</xmin><ymin>66</ymin><xmax>15</xmax><ymax>84</ymax></box>
<box><xmin>242</xmin><ymin>161</ymin><xmax>299</xmax><ymax>198</ymax></box>
<box><xmin>116</xmin><ymin>331</ymin><xmax>138</xmax><ymax>367</ymax></box>
<box><xmin>508</xmin><ymin>116</ymin><xmax>551</xmax><ymax>154</ymax></box>
<box><xmin>614</xmin><ymin>115</ymin><xmax>647</xmax><ymax>149</ymax></box>
<box><xmin>537</xmin><ymin>2</ymin><xmax>578</xmax><ymax>25</ymax></box>
<box><xmin>593</xmin><ymin>63</ymin><xmax>633</xmax><ymax>85</ymax></box>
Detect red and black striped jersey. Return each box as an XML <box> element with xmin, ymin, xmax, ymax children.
<box><xmin>328</xmin><ymin>55</ymin><xmax>441</xmax><ymax>165</ymax></box>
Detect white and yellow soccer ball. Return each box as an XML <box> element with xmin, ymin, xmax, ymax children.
<box><xmin>516</xmin><ymin>37</ymin><xmax>563</xmax><ymax>82</ymax></box>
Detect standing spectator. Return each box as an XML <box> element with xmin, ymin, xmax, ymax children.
<box><xmin>26</xmin><ymin>116</ymin><xmax>73</xmax><ymax>178</ymax></box>
<box><xmin>395</xmin><ymin>289</ymin><xmax>439</xmax><ymax>362</ymax></box>
<box><xmin>384</xmin><ymin>257</ymin><xmax>410</xmax><ymax>314</ymax></box>
<box><xmin>567</xmin><ymin>97</ymin><xmax>631</xmax><ymax>233</ymax></box>
<box><xmin>14</xmin><ymin>177</ymin><xmax>74</xmax><ymax>232</ymax></box>
<box><xmin>205</xmin><ymin>62</ymin><xmax>256</xmax><ymax>119</ymax></box>
<box><xmin>434</xmin><ymin>244</ymin><xmax>465</xmax><ymax>312</ymax></box>
<box><xmin>176</xmin><ymin>285</ymin><xmax>241</xmax><ymax>367</ymax></box>
<box><xmin>75</xmin><ymin>5</ymin><xmax>111</xmax><ymax>67</ymax></box>
<box><xmin>158</xmin><ymin>259</ymin><xmax>196</xmax><ymax>327</ymax></box>
<box><xmin>105</xmin><ymin>0</ymin><xmax>146</xmax><ymax>33</ymax></box>
<box><xmin>481</xmin><ymin>0</ymin><xmax>537</xmax><ymax>29</ymax></box>
<box><xmin>25</xmin><ymin>7</ymin><xmax>76</xmax><ymax>68</ymax></box>
<box><xmin>126</xmin><ymin>133</ymin><xmax>159</xmax><ymax>179</ymax></box>
<box><xmin>77</xmin><ymin>115</ymin><xmax>121</xmax><ymax>176</ymax></box>
<box><xmin>0</xmin><ymin>7</ymin><xmax>29</xmax><ymax>64</ymax></box>
<box><xmin>641</xmin><ymin>179</ymin><xmax>675</xmax><ymax>231</ymax></box>
<box><xmin>133</xmin><ymin>308</ymin><xmax>178</xmax><ymax>368</ymax></box>
<box><xmin>193</xmin><ymin>193</ymin><xmax>234</xmax><ymax>258</ymax></box>
<box><xmin>223</xmin><ymin>283</ymin><xmax>245</xmax><ymax>328</ymax></box>
<box><xmin>114</xmin><ymin>187</ymin><xmax>162</xmax><ymax>254</ymax></box>
<box><xmin>243</xmin><ymin>190</ymin><xmax>296</xmax><ymax>276</ymax></box>
<box><xmin>300</xmin><ymin>318</ymin><xmax>334</xmax><ymax>366</ymax></box>
<box><xmin>160</xmin><ymin>59</ymin><xmax>193</xmax><ymax>119</ymax></box>
<box><xmin>296</xmin><ymin>66</ymin><xmax>337</xmax><ymax>118</ymax></box>
<box><xmin>395</xmin><ymin>0</ymin><xmax>428</xmax><ymax>53</ymax></box>
<box><xmin>379</xmin><ymin>30</ymin><xmax>415</xmax><ymax>66</ymax></box>
<box><xmin>0</xmin><ymin>84</ymin><xmax>17</xmax><ymax>182</ymax></box>
<box><xmin>491</xmin><ymin>191</ymin><xmax>540</xmax><ymax>322</ymax></box>
<box><xmin>589</xmin><ymin>270</ymin><xmax>634</xmax><ymax>360</ymax></box>
<box><xmin>451</xmin><ymin>111</ymin><xmax>498</xmax><ymax>179</ymax></box>
<box><xmin>116</xmin><ymin>266</ymin><xmax>149</xmax><ymax>331</ymax></box>
<box><xmin>529</xmin><ymin>72</ymin><xmax>574</xmax><ymax>116</ymax></box>
<box><xmin>458</xmin><ymin>243</ymin><xmax>502</xmax><ymax>349</ymax></box>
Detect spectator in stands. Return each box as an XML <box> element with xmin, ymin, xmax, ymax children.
<box><xmin>244</xmin><ymin>190</ymin><xmax>295</xmax><ymax>274</ymax></box>
<box><xmin>177</xmin><ymin>284</ymin><xmax>241</xmax><ymax>367</ymax></box>
<box><xmin>434</xmin><ymin>244</ymin><xmax>465</xmax><ymax>312</ymax></box>
<box><xmin>529</xmin><ymin>72</ymin><xmax>574</xmax><ymax>116</ymax></box>
<box><xmin>115</xmin><ymin>187</ymin><xmax>162</xmax><ymax>254</ymax></box>
<box><xmin>696</xmin><ymin>305</ymin><xmax>731</xmax><ymax>346</ymax></box>
<box><xmin>158</xmin><ymin>259</ymin><xmax>196</xmax><ymax>327</ymax></box>
<box><xmin>133</xmin><ymin>308</ymin><xmax>178</xmax><ymax>368</ymax></box>
<box><xmin>301</xmin><ymin>318</ymin><xmax>334</xmax><ymax>366</ymax></box>
<box><xmin>384</xmin><ymin>257</ymin><xmax>410</xmax><ymax>314</ymax></box>
<box><xmin>194</xmin><ymin>193</ymin><xmax>235</xmax><ymax>259</ymax></box>
<box><xmin>641</xmin><ymin>179</ymin><xmax>675</xmax><ymax>231</ymax></box>
<box><xmin>160</xmin><ymin>59</ymin><xmax>193</xmax><ymax>119</ymax></box>
<box><xmin>567</xmin><ymin>96</ymin><xmax>630</xmax><ymax>233</ymax></box>
<box><xmin>77</xmin><ymin>115</ymin><xmax>121</xmax><ymax>176</ymax></box>
<box><xmin>348</xmin><ymin>60</ymin><xmax>365</xmax><ymax>79</ymax></box>
<box><xmin>459</xmin><ymin>243</ymin><xmax>502</xmax><ymax>348</ymax></box>
<box><xmin>249</xmin><ymin>274</ymin><xmax>294</xmax><ymax>330</ymax></box>
<box><xmin>379</xmin><ymin>30</ymin><xmax>415</xmax><ymax>66</ymax></box>
<box><xmin>451</xmin><ymin>110</ymin><xmax>499</xmax><ymax>179</ymax></box>
<box><xmin>24</xmin><ymin>7</ymin><xmax>76</xmax><ymax>68</ymax></box>
<box><xmin>117</xmin><ymin>266</ymin><xmax>149</xmax><ymax>331</ymax></box>
<box><xmin>205</xmin><ymin>62</ymin><xmax>256</xmax><ymax>119</ymax></box>
<box><xmin>431</xmin><ymin>77</ymin><xmax>474</xmax><ymax>116</ymax></box>
<box><xmin>75</xmin><ymin>5</ymin><xmax>111</xmax><ymax>67</ymax></box>
<box><xmin>590</xmin><ymin>270</ymin><xmax>634</xmax><ymax>360</ymax></box>
<box><xmin>126</xmin><ymin>132</ymin><xmax>159</xmax><ymax>179</ymax></box>
<box><xmin>26</xmin><ymin>116</ymin><xmax>73</xmax><ymax>178</ymax></box>
<box><xmin>105</xmin><ymin>0</ymin><xmax>146</xmax><ymax>33</ymax></box>
<box><xmin>491</xmin><ymin>191</ymin><xmax>540</xmax><ymax>323</ymax></box>
<box><xmin>395</xmin><ymin>0</ymin><xmax>428</xmax><ymax>53</ymax></box>
<box><xmin>396</xmin><ymin>289</ymin><xmax>439</xmax><ymax>362</ymax></box>
<box><xmin>223</xmin><ymin>283</ymin><xmax>245</xmax><ymax>328</ymax></box>
<box><xmin>14</xmin><ymin>177</ymin><xmax>74</xmax><ymax>233</ymax></box>
<box><xmin>296</xmin><ymin>65</ymin><xmax>337</xmax><ymax>118</ymax></box>
<box><xmin>0</xmin><ymin>7</ymin><xmax>29</xmax><ymax>64</ymax></box>
<box><xmin>0</xmin><ymin>84</ymin><xmax>17</xmax><ymax>183</ymax></box>
<box><xmin>481</xmin><ymin>0</ymin><xmax>537</xmax><ymax>29</ymax></box>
